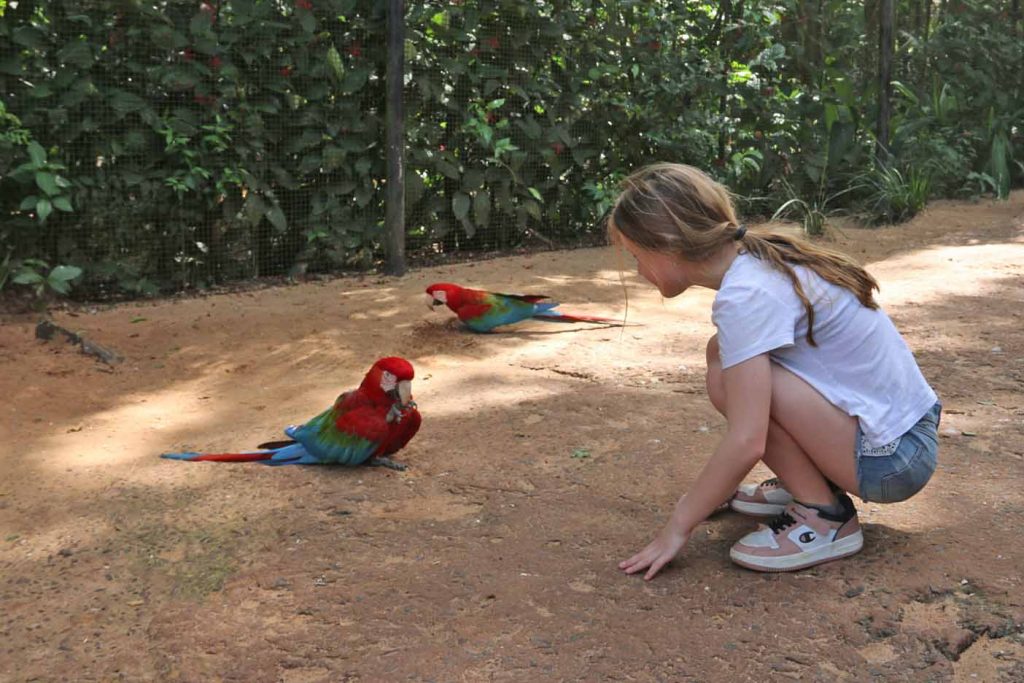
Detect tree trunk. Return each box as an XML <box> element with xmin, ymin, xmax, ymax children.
<box><xmin>716</xmin><ymin>0</ymin><xmax>734</xmax><ymax>166</ymax></box>
<box><xmin>863</xmin><ymin>0</ymin><xmax>879</xmax><ymax>97</ymax></box>
<box><xmin>384</xmin><ymin>0</ymin><xmax>406</xmax><ymax>275</ymax></box>
<box><xmin>876</xmin><ymin>0</ymin><xmax>894</xmax><ymax>162</ymax></box>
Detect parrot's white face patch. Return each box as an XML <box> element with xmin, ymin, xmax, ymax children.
<box><xmin>432</xmin><ymin>290</ymin><xmax>447</xmax><ymax>303</ymax></box>
<box><xmin>380</xmin><ymin>370</ymin><xmax>398</xmax><ymax>392</ymax></box>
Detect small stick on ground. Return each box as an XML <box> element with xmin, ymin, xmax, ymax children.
<box><xmin>35</xmin><ymin>319</ymin><xmax>123</xmax><ymax>365</ymax></box>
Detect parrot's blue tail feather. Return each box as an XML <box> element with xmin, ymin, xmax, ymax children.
<box><xmin>160</xmin><ymin>452</ymin><xmax>202</xmax><ymax>461</ymax></box>
<box><xmin>263</xmin><ymin>442</ymin><xmax>319</xmax><ymax>466</ymax></box>
<box><xmin>534</xmin><ymin>301</ymin><xmax>561</xmax><ymax>314</ymax></box>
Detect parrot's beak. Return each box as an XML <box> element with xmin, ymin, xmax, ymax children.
<box><xmin>397</xmin><ymin>380</ymin><xmax>413</xmax><ymax>407</ymax></box>
<box><xmin>424</xmin><ymin>293</ymin><xmax>438</xmax><ymax>311</ymax></box>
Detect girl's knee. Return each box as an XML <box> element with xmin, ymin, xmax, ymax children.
<box><xmin>706</xmin><ymin>334</ymin><xmax>720</xmax><ymax>365</ymax></box>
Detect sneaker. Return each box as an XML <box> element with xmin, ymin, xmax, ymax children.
<box><xmin>729</xmin><ymin>494</ymin><xmax>864</xmax><ymax>572</ymax></box>
<box><xmin>730</xmin><ymin>477</ymin><xmax>794</xmax><ymax>516</ymax></box>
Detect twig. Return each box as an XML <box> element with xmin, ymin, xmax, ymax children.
<box><xmin>524</xmin><ymin>227</ymin><xmax>556</xmax><ymax>248</ymax></box>
<box><xmin>36</xmin><ymin>319</ymin><xmax>123</xmax><ymax>365</ymax></box>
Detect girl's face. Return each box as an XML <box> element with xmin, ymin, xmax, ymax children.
<box><xmin>617</xmin><ymin>233</ymin><xmax>696</xmax><ymax>298</ymax></box>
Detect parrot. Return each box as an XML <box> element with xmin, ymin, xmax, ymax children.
<box><xmin>160</xmin><ymin>357</ymin><xmax>421</xmax><ymax>471</ymax></box>
<box><xmin>425</xmin><ymin>282</ymin><xmax>625</xmax><ymax>333</ymax></box>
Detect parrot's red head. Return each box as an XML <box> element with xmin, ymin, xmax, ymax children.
<box><xmin>362</xmin><ymin>357</ymin><xmax>416</xmax><ymax>407</ymax></box>
<box><xmin>425</xmin><ymin>282</ymin><xmax>465</xmax><ymax>312</ymax></box>
<box><xmin>374</xmin><ymin>356</ymin><xmax>415</xmax><ymax>381</ymax></box>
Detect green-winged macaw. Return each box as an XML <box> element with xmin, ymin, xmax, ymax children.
<box><xmin>425</xmin><ymin>282</ymin><xmax>623</xmax><ymax>333</ymax></box>
<box><xmin>160</xmin><ymin>357</ymin><xmax>421</xmax><ymax>470</ymax></box>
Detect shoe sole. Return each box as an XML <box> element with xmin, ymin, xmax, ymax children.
<box><xmin>729</xmin><ymin>531</ymin><xmax>865</xmax><ymax>572</ymax></box>
<box><xmin>729</xmin><ymin>499</ymin><xmax>790</xmax><ymax>517</ymax></box>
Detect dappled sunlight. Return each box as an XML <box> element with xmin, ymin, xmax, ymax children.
<box><xmin>870</xmin><ymin>240</ymin><xmax>1024</xmax><ymax>308</ymax></box>
<box><xmin>3</xmin><ymin>199</ymin><xmax>1023</xmax><ymax>683</ymax></box>
<box><xmin>29</xmin><ymin>378</ymin><xmax>253</xmax><ymax>478</ymax></box>
<box><xmin>531</xmin><ymin>273</ymin><xmax>622</xmax><ymax>289</ymax></box>
<box><xmin>412</xmin><ymin>366</ymin><xmax>572</xmax><ymax>419</ymax></box>
<box><xmin>356</xmin><ymin>305</ymin><xmax>405</xmax><ymax>319</ymax></box>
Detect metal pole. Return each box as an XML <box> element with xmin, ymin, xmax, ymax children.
<box><xmin>384</xmin><ymin>0</ymin><xmax>406</xmax><ymax>276</ymax></box>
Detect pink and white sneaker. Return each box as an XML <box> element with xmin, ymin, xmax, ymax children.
<box><xmin>729</xmin><ymin>494</ymin><xmax>864</xmax><ymax>572</ymax></box>
<box><xmin>730</xmin><ymin>477</ymin><xmax>794</xmax><ymax>516</ymax></box>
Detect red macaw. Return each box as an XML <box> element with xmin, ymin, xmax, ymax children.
<box><xmin>425</xmin><ymin>282</ymin><xmax>624</xmax><ymax>332</ymax></box>
<box><xmin>160</xmin><ymin>357</ymin><xmax>421</xmax><ymax>470</ymax></box>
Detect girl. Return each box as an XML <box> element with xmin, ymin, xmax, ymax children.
<box><xmin>611</xmin><ymin>163</ymin><xmax>940</xmax><ymax>579</ymax></box>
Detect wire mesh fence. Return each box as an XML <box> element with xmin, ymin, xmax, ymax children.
<box><xmin>5</xmin><ymin>1</ymin><xmax>1021</xmax><ymax>300</ymax></box>
<box><xmin>1</xmin><ymin>0</ymin><xmax>629</xmax><ymax>299</ymax></box>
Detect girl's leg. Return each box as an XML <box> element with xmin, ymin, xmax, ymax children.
<box><xmin>705</xmin><ymin>336</ymin><xmax>859</xmax><ymax>506</ymax></box>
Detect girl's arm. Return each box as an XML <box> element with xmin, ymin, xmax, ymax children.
<box><xmin>619</xmin><ymin>353</ymin><xmax>772</xmax><ymax>580</ymax></box>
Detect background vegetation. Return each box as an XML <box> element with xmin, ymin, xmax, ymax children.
<box><xmin>1</xmin><ymin>0</ymin><xmax>1021</xmax><ymax>299</ymax></box>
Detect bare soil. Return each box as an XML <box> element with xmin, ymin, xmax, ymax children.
<box><xmin>2</xmin><ymin>193</ymin><xmax>1023</xmax><ymax>682</ymax></box>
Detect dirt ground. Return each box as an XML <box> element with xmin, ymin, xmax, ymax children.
<box><xmin>2</xmin><ymin>192</ymin><xmax>1023</xmax><ymax>683</ymax></box>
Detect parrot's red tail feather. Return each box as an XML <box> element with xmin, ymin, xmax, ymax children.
<box><xmin>191</xmin><ymin>452</ymin><xmax>273</xmax><ymax>462</ymax></box>
<box><xmin>532</xmin><ymin>312</ymin><xmax>627</xmax><ymax>325</ymax></box>
<box><xmin>161</xmin><ymin>451</ymin><xmax>273</xmax><ymax>462</ymax></box>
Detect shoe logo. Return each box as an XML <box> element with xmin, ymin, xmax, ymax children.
<box><xmin>799</xmin><ymin>531</ymin><xmax>816</xmax><ymax>544</ymax></box>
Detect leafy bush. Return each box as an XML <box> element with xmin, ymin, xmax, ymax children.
<box><xmin>860</xmin><ymin>164</ymin><xmax>931</xmax><ymax>224</ymax></box>
<box><xmin>1</xmin><ymin>0</ymin><xmax>1020</xmax><ymax>300</ymax></box>
<box><xmin>772</xmin><ymin>177</ymin><xmax>861</xmax><ymax>237</ymax></box>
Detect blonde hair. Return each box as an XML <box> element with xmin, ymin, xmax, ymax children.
<box><xmin>608</xmin><ymin>162</ymin><xmax>879</xmax><ymax>346</ymax></box>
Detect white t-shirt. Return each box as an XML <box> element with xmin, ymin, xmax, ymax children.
<box><xmin>712</xmin><ymin>253</ymin><xmax>937</xmax><ymax>448</ymax></box>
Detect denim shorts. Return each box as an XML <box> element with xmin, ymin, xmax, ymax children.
<box><xmin>856</xmin><ymin>402</ymin><xmax>941</xmax><ymax>503</ymax></box>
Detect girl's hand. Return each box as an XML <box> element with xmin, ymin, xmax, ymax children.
<box><xmin>619</xmin><ymin>523</ymin><xmax>690</xmax><ymax>580</ymax></box>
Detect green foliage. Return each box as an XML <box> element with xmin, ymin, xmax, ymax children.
<box><xmin>0</xmin><ymin>0</ymin><xmax>1021</xmax><ymax>299</ymax></box>
<box><xmin>860</xmin><ymin>164</ymin><xmax>931</xmax><ymax>224</ymax></box>
<box><xmin>8</xmin><ymin>141</ymin><xmax>75</xmax><ymax>224</ymax></box>
<box><xmin>772</xmin><ymin>177</ymin><xmax>861</xmax><ymax>237</ymax></box>
<box><xmin>2</xmin><ymin>0</ymin><xmax>385</xmax><ymax>295</ymax></box>
<box><xmin>2</xmin><ymin>256</ymin><xmax>82</xmax><ymax>298</ymax></box>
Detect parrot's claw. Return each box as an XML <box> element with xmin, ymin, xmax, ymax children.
<box><xmin>368</xmin><ymin>456</ymin><xmax>408</xmax><ymax>471</ymax></box>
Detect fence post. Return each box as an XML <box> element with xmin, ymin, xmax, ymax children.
<box><xmin>384</xmin><ymin>0</ymin><xmax>407</xmax><ymax>276</ymax></box>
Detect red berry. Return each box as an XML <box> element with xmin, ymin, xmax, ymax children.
<box><xmin>551</xmin><ymin>142</ymin><xmax>565</xmax><ymax>155</ymax></box>
<box><xmin>279</xmin><ymin>66</ymin><xmax>293</xmax><ymax>77</ymax></box>
<box><xmin>209</xmin><ymin>55</ymin><xmax>222</xmax><ymax>70</ymax></box>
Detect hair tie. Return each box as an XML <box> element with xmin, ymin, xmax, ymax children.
<box><xmin>733</xmin><ymin>224</ymin><xmax>747</xmax><ymax>241</ymax></box>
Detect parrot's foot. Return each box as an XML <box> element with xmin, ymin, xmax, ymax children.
<box><xmin>368</xmin><ymin>457</ymin><xmax>408</xmax><ymax>471</ymax></box>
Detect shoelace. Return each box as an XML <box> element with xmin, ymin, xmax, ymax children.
<box><xmin>767</xmin><ymin>510</ymin><xmax>797</xmax><ymax>534</ymax></box>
